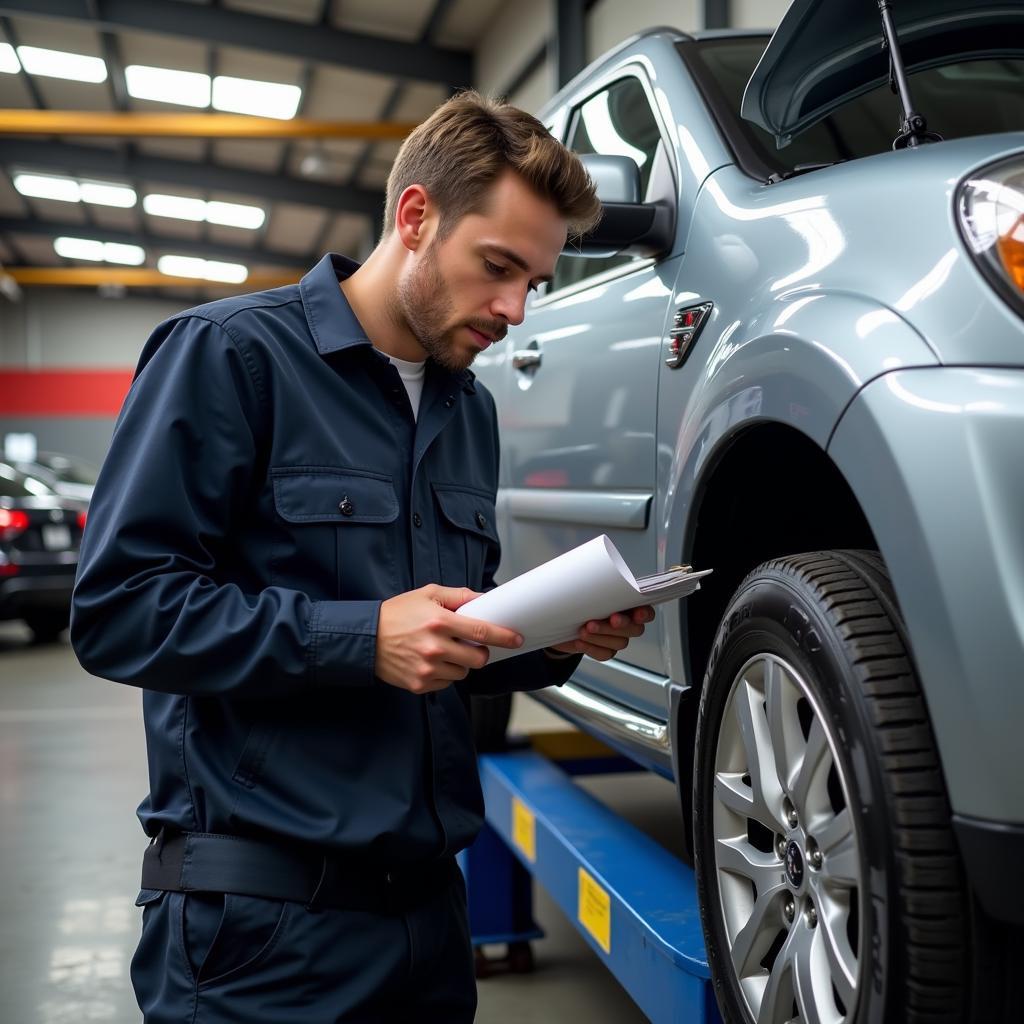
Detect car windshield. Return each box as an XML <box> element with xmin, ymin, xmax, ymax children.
<box><xmin>37</xmin><ymin>453</ymin><xmax>99</xmax><ymax>486</ymax></box>
<box><xmin>0</xmin><ymin>462</ymin><xmax>54</xmax><ymax>499</ymax></box>
<box><xmin>683</xmin><ymin>37</ymin><xmax>1024</xmax><ymax>178</ymax></box>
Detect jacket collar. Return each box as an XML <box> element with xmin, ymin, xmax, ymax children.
<box><xmin>299</xmin><ymin>253</ymin><xmax>370</xmax><ymax>356</ymax></box>
<box><xmin>299</xmin><ymin>251</ymin><xmax>477</xmax><ymax>394</ymax></box>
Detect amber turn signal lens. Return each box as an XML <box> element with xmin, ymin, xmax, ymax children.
<box><xmin>958</xmin><ymin>160</ymin><xmax>1024</xmax><ymax>313</ymax></box>
<box><xmin>996</xmin><ymin>213</ymin><xmax>1024</xmax><ymax>292</ymax></box>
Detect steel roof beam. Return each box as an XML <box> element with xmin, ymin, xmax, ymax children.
<box><xmin>703</xmin><ymin>0</ymin><xmax>730</xmax><ymax>30</ymax></box>
<box><xmin>7</xmin><ymin>266</ymin><xmax>298</xmax><ymax>289</ymax></box>
<box><xmin>0</xmin><ymin>0</ymin><xmax>472</xmax><ymax>88</ymax></box>
<box><xmin>0</xmin><ymin>111</ymin><xmax>418</xmax><ymax>138</ymax></box>
<box><xmin>0</xmin><ymin>139</ymin><xmax>384</xmax><ymax>217</ymax></box>
<box><xmin>553</xmin><ymin>0</ymin><xmax>585</xmax><ymax>90</ymax></box>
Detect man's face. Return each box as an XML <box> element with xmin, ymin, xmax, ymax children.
<box><xmin>393</xmin><ymin>171</ymin><xmax>567</xmax><ymax>372</ymax></box>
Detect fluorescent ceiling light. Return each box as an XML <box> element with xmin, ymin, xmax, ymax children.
<box><xmin>203</xmin><ymin>260</ymin><xmax>249</xmax><ymax>284</ymax></box>
<box><xmin>13</xmin><ymin>173</ymin><xmax>135</xmax><ymax>207</ymax></box>
<box><xmin>80</xmin><ymin>180</ymin><xmax>137</xmax><ymax>208</ymax></box>
<box><xmin>158</xmin><ymin>255</ymin><xmax>206</xmax><ymax>278</ymax></box>
<box><xmin>212</xmin><ymin>75</ymin><xmax>301</xmax><ymax>119</ymax></box>
<box><xmin>143</xmin><ymin>194</ymin><xmax>265</xmax><ymax>229</ymax></box>
<box><xmin>125</xmin><ymin>64</ymin><xmax>210</xmax><ymax>107</ymax></box>
<box><xmin>102</xmin><ymin>242</ymin><xmax>146</xmax><ymax>266</ymax></box>
<box><xmin>0</xmin><ymin>42</ymin><xmax>20</xmax><ymax>74</ymax></box>
<box><xmin>54</xmin><ymin>236</ymin><xmax>103</xmax><ymax>261</ymax></box>
<box><xmin>205</xmin><ymin>201</ymin><xmax>265</xmax><ymax>230</ymax></box>
<box><xmin>158</xmin><ymin>255</ymin><xmax>248</xmax><ymax>284</ymax></box>
<box><xmin>144</xmin><ymin>193</ymin><xmax>207</xmax><ymax>221</ymax></box>
<box><xmin>13</xmin><ymin>173</ymin><xmax>81</xmax><ymax>202</ymax></box>
<box><xmin>17</xmin><ymin>45</ymin><xmax>107</xmax><ymax>83</ymax></box>
<box><xmin>54</xmin><ymin>237</ymin><xmax>146</xmax><ymax>265</ymax></box>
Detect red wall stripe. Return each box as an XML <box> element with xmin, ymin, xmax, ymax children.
<box><xmin>0</xmin><ymin>369</ymin><xmax>135</xmax><ymax>417</ymax></box>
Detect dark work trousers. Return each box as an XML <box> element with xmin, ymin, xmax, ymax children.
<box><xmin>130</xmin><ymin>871</ymin><xmax>476</xmax><ymax>1023</ymax></box>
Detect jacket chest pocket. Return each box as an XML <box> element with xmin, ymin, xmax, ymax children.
<box><xmin>433</xmin><ymin>484</ymin><xmax>498</xmax><ymax>589</ymax></box>
<box><xmin>271</xmin><ymin>467</ymin><xmax>399</xmax><ymax>599</ymax></box>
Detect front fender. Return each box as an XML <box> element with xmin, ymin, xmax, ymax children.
<box><xmin>656</xmin><ymin>290</ymin><xmax>937</xmax><ymax>683</ymax></box>
<box><xmin>827</xmin><ymin>367</ymin><xmax>1024</xmax><ymax>824</ymax></box>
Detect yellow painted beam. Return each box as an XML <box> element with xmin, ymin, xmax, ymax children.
<box><xmin>7</xmin><ymin>267</ymin><xmax>299</xmax><ymax>289</ymax></box>
<box><xmin>0</xmin><ymin>110</ymin><xmax>418</xmax><ymax>139</ymax></box>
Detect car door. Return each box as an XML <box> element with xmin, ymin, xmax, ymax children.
<box><xmin>498</xmin><ymin>70</ymin><xmax>679</xmax><ymax>701</ymax></box>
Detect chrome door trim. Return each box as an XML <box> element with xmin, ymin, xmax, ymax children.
<box><xmin>504</xmin><ymin>488</ymin><xmax>652</xmax><ymax>530</ymax></box>
<box><xmin>531</xmin><ymin>681</ymin><xmax>672</xmax><ymax>774</ymax></box>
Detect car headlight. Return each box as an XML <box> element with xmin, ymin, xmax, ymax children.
<box><xmin>958</xmin><ymin>158</ymin><xmax>1024</xmax><ymax>315</ymax></box>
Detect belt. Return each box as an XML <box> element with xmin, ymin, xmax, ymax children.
<box><xmin>141</xmin><ymin>829</ymin><xmax>457</xmax><ymax>914</ymax></box>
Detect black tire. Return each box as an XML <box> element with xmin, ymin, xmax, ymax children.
<box><xmin>470</xmin><ymin>692</ymin><xmax>512</xmax><ymax>753</ymax></box>
<box><xmin>694</xmin><ymin>550</ymin><xmax>970</xmax><ymax>1024</ymax></box>
<box><xmin>24</xmin><ymin>608</ymin><xmax>69</xmax><ymax>644</ymax></box>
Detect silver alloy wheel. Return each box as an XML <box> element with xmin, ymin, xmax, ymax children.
<box><xmin>712</xmin><ymin>653</ymin><xmax>864</xmax><ymax>1024</ymax></box>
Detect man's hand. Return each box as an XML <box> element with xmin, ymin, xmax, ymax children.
<box><xmin>376</xmin><ymin>585</ymin><xmax>523</xmax><ymax>694</ymax></box>
<box><xmin>546</xmin><ymin>605</ymin><xmax>655</xmax><ymax>662</ymax></box>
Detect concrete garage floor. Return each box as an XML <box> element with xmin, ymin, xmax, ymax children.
<box><xmin>0</xmin><ymin>623</ymin><xmax>687</xmax><ymax>1023</ymax></box>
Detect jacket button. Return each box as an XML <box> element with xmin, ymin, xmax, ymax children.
<box><xmin>339</xmin><ymin>497</ymin><xmax>354</xmax><ymax>516</ymax></box>
<box><xmin>412</xmin><ymin>512</ymin><xmax>423</xmax><ymax>528</ymax></box>
<box><xmin>475</xmin><ymin>511</ymin><xmax>487</xmax><ymax>529</ymax></box>
<box><xmin>444</xmin><ymin>395</ymin><xmax>455</xmax><ymax>408</ymax></box>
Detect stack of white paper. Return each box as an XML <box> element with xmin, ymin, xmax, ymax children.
<box><xmin>457</xmin><ymin>534</ymin><xmax>711</xmax><ymax>663</ymax></box>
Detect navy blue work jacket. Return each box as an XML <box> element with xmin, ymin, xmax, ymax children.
<box><xmin>71</xmin><ymin>253</ymin><xmax>578</xmax><ymax>866</ymax></box>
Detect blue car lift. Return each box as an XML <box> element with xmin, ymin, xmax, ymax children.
<box><xmin>458</xmin><ymin>732</ymin><xmax>723</xmax><ymax>1024</ymax></box>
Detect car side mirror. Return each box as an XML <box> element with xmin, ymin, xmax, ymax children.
<box><xmin>564</xmin><ymin>153</ymin><xmax>673</xmax><ymax>259</ymax></box>
<box><xmin>583</xmin><ymin>153</ymin><xmax>642</xmax><ymax>204</ymax></box>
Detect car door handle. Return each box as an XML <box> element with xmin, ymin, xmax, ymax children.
<box><xmin>512</xmin><ymin>348</ymin><xmax>542</xmax><ymax>371</ymax></box>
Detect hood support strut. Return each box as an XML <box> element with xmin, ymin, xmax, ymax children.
<box><xmin>878</xmin><ymin>0</ymin><xmax>944</xmax><ymax>149</ymax></box>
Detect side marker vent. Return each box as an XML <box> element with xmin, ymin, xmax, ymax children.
<box><xmin>665</xmin><ymin>301</ymin><xmax>713</xmax><ymax>369</ymax></box>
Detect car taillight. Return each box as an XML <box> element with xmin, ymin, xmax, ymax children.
<box><xmin>0</xmin><ymin>509</ymin><xmax>30</xmax><ymax>541</ymax></box>
<box><xmin>77</xmin><ymin>509</ymin><xmax>87</xmax><ymax>531</ymax></box>
<box><xmin>958</xmin><ymin>158</ymin><xmax>1024</xmax><ymax>315</ymax></box>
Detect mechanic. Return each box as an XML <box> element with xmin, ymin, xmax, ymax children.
<box><xmin>70</xmin><ymin>90</ymin><xmax>655</xmax><ymax>1023</ymax></box>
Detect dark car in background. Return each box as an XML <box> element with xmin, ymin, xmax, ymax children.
<box><xmin>13</xmin><ymin>451</ymin><xmax>99</xmax><ymax>503</ymax></box>
<box><xmin>0</xmin><ymin>461</ymin><xmax>86</xmax><ymax>642</ymax></box>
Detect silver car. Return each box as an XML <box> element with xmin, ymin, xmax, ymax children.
<box><xmin>472</xmin><ymin>2</ymin><xmax>1024</xmax><ymax>1021</ymax></box>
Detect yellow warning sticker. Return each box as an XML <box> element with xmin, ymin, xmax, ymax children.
<box><xmin>512</xmin><ymin>797</ymin><xmax>536</xmax><ymax>862</ymax></box>
<box><xmin>578</xmin><ymin>868</ymin><xmax>611</xmax><ymax>954</ymax></box>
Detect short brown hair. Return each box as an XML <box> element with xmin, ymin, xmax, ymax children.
<box><xmin>383</xmin><ymin>90</ymin><xmax>601</xmax><ymax>242</ymax></box>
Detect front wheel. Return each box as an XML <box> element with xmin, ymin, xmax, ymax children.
<box><xmin>694</xmin><ymin>551</ymin><xmax>969</xmax><ymax>1024</ymax></box>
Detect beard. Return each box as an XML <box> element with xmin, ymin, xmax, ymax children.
<box><xmin>389</xmin><ymin>242</ymin><xmax>505</xmax><ymax>373</ymax></box>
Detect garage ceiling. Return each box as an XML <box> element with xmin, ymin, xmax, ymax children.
<box><xmin>0</xmin><ymin>0</ymin><xmax>504</xmax><ymax>298</ymax></box>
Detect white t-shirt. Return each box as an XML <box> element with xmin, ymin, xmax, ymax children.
<box><xmin>383</xmin><ymin>351</ymin><xmax>428</xmax><ymax>420</ymax></box>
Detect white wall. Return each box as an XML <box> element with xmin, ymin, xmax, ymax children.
<box><xmin>475</xmin><ymin>0</ymin><xmax>553</xmax><ymax>103</ymax></box>
<box><xmin>475</xmin><ymin>0</ymin><xmax>790</xmax><ymax>114</ymax></box>
<box><xmin>0</xmin><ymin>417</ymin><xmax>117</xmax><ymax>468</ymax></box>
<box><xmin>0</xmin><ymin>291</ymin><xmax>181</xmax><ymax>368</ymax></box>
<box><xmin>508</xmin><ymin>61</ymin><xmax>552</xmax><ymax>117</ymax></box>
<box><xmin>731</xmin><ymin>0</ymin><xmax>791</xmax><ymax>30</ymax></box>
<box><xmin>0</xmin><ymin>291</ymin><xmax>185</xmax><ymax>465</ymax></box>
<box><xmin>586</xmin><ymin>0</ymin><xmax>699</xmax><ymax>62</ymax></box>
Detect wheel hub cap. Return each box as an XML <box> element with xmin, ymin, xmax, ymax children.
<box><xmin>784</xmin><ymin>841</ymin><xmax>804</xmax><ymax>889</ymax></box>
<box><xmin>710</xmin><ymin>652</ymin><xmax>865</xmax><ymax>1024</ymax></box>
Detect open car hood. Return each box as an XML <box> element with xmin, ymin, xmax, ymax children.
<box><xmin>741</xmin><ymin>0</ymin><xmax>1024</xmax><ymax>147</ymax></box>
